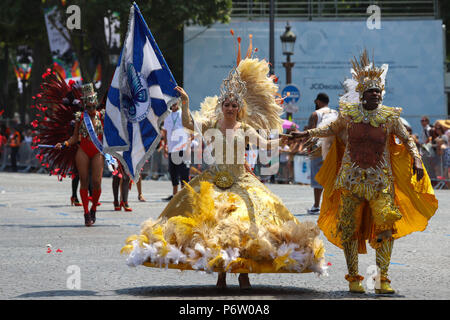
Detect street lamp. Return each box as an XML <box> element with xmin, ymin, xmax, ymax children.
<box><xmin>16</xmin><ymin>46</ymin><xmax>33</xmax><ymax>125</ymax></box>
<box><xmin>280</xmin><ymin>22</ymin><xmax>297</xmax><ymax>120</ymax></box>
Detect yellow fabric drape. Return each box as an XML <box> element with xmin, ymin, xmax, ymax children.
<box><xmin>316</xmin><ymin>136</ymin><xmax>438</xmax><ymax>254</ymax></box>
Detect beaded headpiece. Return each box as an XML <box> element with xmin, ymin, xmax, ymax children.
<box><xmin>217</xmin><ymin>68</ymin><xmax>247</xmax><ymax>109</ymax></box>
<box><xmin>193</xmin><ymin>31</ymin><xmax>283</xmax><ymax>132</ymax></box>
<box><xmin>81</xmin><ymin>83</ymin><xmax>98</xmax><ymax>105</ymax></box>
<box><xmin>340</xmin><ymin>49</ymin><xmax>389</xmax><ymax>105</ymax></box>
<box><xmin>350</xmin><ymin>49</ymin><xmax>388</xmax><ymax>99</ymax></box>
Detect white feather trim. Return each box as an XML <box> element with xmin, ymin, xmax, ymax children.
<box><xmin>165</xmin><ymin>244</ymin><xmax>187</xmax><ymax>265</ymax></box>
<box><xmin>124</xmin><ymin>237</ymin><xmax>328</xmax><ymax>275</ymax></box>
<box><xmin>221</xmin><ymin>247</ymin><xmax>240</xmax><ymax>270</ymax></box>
<box><xmin>340</xmin><ymin>78</ymin><xmax>359</xmax><ymax>105</ymax></box>
<box><xmin>191</xmin><ymin>243</ymin><xmax>214</xmax><ymax>272</ymax></box>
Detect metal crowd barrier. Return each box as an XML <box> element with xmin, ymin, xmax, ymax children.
<box><xmin>0</xmin><ymin>141</ymin><xmax>41</xmax><ymax>172</ymax></box>
<box><xmin>427</xmin><ymin>153</ymin><xmax>450</xmax><ymax>190</ymax></box>
<box><xmin>2</xmin><ymin>142</ymin><xmax>447</xmax><ymax>191</ymax></box>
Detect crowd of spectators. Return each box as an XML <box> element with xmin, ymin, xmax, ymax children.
<box><xmin>1</xmin><ymin>115</ymin><xmax>449</xmax><ymax>189</ymax></box>
<box><xmin>0</xmin><ymin>121</ymin><xmax>40</xmax><ymax>173</ymax></box>
<box><xmin>412</xmin><ymin>116</ymin><xmax>450</xmax><ymax>188</ymax></box>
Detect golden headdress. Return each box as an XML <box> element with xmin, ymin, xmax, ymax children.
<box><xmin>340</xmin><ymin>49</ymin><xmax>389</xmax><ymax>105</ymax></box>
<box><xmin>193</xmin><ymin>32</ymin><xmax>283</xmax><ymax>132</ymax></box>
<box><xmin>350</xmin><ymin>49</ymin><xmax>388</xmax><ymax>99</ymax></box>
<box><xmin>217</xmin><ymin>68</ymin><xmax>247</xmax><ymax>110</ymax></box>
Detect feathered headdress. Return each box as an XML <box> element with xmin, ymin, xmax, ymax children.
<box><xmin>340</xmin><ymin>49</ymin><xmax>388</xmax><ymax>105</ymax></box>
<box><xmin>194</xmin><ymin>31</ymin><xmax>283</xmax><ymax>132</ymax></box>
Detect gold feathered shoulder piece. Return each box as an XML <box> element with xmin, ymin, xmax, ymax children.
<box><xmin>237</xmin><ymin>58</ymin><xmax>283</xmax><ymax>132</ymax></box>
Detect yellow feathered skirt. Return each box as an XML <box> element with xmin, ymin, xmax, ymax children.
<box><xmin>121</xmin><ymin>165</ymin><xmax>327</xmax><ymax>274</ymax></box>
<box><xmin>316</xmin><ymin>136</ymin><xmax>438</xmax><ymax>254</ymax></box>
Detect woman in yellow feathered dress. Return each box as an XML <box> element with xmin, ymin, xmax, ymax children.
<box><xmin>121</xmin><ymin>56</ymin><xmax>327</xmax><ymax>290</ymax></box>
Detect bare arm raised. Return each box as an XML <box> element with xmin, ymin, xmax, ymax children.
<box><xmin>175</xmin><ymin>85</ymin><xmax>212</xmax><ymax>136</ymax></box>
<box><xmin>174</xmin><ymin>86</ymin><xmax>195</xmax><ymax>132</ymax></box>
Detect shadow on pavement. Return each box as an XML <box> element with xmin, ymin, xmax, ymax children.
<box><xmin>114</xmin><ymin>285</ymin><xmax>405</xmax><ymax>299</ymax></box>
<box><xmin>15</xmin><ymin>290</ymin><xmax>98</xmax><ymax>298</ymax></box>
<box><xmin>12</xmin><ymin>287</ymin><xmax>405</xmax><ymax>299</ymax></box>
<box><xmin>0</xmin><ymin>224</ymin><xmax>121</xmax><ymax>228</ymax></box>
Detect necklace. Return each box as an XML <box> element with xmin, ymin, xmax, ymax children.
<box><xmin>341</xmin><ymin>103</ymin><xmax>399</xmax><ymax>128</ymax></box>
<box><xmin>359</xmin><ymin>104</ymin><xmax>380</xmax><ymax>124</ymax></box>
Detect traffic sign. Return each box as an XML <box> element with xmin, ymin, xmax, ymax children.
<box><xmin>281</xmin><ymin>84</ymin><xmax>300</xmax><ymax>104</ymax></box>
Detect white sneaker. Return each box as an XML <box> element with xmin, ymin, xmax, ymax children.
<box><xmin>307</xmin><ymin>206</ymin><xmax>320</xmax><ymax>215</ymax></box>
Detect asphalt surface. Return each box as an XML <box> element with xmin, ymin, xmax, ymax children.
<box><xmin>0</xmin><ymin>172</ymin><xmax>449</xmax><ymax>301</ymax></box>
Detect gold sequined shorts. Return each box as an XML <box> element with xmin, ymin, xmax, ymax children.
<box><xmin>337</xmin><ymin>190</ymin><xmax>402</xmax><ymax>243</ymax></box>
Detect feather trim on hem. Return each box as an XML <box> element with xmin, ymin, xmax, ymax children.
<box><xmin>121</xmin><ymin>181</ymin><xmax>327</xmax><ymax>275</ymax></box>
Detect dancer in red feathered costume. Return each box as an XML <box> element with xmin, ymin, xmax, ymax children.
<box><xmin>54</xmin><ymin>83</ymin><xmax>105</xmax><ymax>226</ymax></box>
<box><xmin>33</xmin><ymin>70</ymin><xmax>105</xmax><ymax>226</ymax></box>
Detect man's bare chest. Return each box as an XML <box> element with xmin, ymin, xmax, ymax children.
<box><xmin>347</xmin><ymin>122</ymin><xmax>387</xmax><ymax>168</ymax></box>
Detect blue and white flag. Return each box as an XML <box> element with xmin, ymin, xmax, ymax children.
<box><xmin>103</xmin><ymin>2</ymin><xmax>179</xmax><ymax>181</ymax></box>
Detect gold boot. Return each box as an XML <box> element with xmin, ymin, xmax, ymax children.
<box><xmin>375</xmin><ymin>238</ymin><xmax>395</xmax><ymax>294</ymax></box>
<box><xmin>375</xmin><ymin>279</ymin><xmax>395</xmax><ymax>294</ymax></box>
<box><xmin>347</xmin><ymin>276</ymin><xmax>365</xmax><ymax>293</ymax></box>
<box><xmin>343</xmin><ymin>240</ymin><xmax>365</xmax><ymax>293</ymax></box>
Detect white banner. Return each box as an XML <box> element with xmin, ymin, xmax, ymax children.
<box><xmin>44</xmin><ymin>6</ymin><xmax>81</xmax><ymax>82</ymax></box>
<box><xmin>44</xmin><ymin>6</ymin><xmax>71</xmax><ymax>58</ymax></box>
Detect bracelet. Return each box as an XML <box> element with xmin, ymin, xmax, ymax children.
<box><xmin>345</xmin><ymin>274</ymin><xmax>364</xmax><ymax>282</ymax></box>
<box><xmin>64</xmin><ymin>141</ymin><xmax>69</xmax><ymax>147</ymax></box>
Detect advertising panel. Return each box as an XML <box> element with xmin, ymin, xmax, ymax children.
<box><xmin>184</xmin><ymin>19</ymin><xmax>445</xmax><ymax>134</ymax></box>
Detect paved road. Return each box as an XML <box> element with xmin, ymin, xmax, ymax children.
<box><xmin>0</xmin><ymin>172</ymin><xmax>449</xmax><ymax>301</ymax></box>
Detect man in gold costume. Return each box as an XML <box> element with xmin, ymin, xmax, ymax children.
<box><xmin>295</xmin><ymin>50</ymin><xmax>438</xmax><ymax>294</ymax></box>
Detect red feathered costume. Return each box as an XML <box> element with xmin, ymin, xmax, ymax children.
<box><xmin>31</xmin><ymin>70</ymin><xmax>82</xmax><ymax>178</ymax></box>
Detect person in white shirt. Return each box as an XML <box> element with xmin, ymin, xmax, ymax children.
<box><xmin>161</xmin><ymin>101</ymin><xmax>191</xmax><ymax>201</ymax></box>
<box><xmin>305</xmin><ymin>93</ymin><xmax>338</xmax><ymax>215</ymax></box>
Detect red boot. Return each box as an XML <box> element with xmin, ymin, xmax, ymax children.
<box><xmin>90</xmin><ymin>189</ymin><xmax>101</xmax><ymax>224</ymax></box>
<box><xmin>80</xmin><ymin>189</ymin><xmax>92</xmax><ymax>226</ymax></box>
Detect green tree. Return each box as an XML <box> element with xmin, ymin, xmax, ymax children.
<box><xmin>0</xmin><ymin>0</ymin><xmax>232</xmax><ymax>123</ymax></box>
<box><xmin>39</xmin><ymin>0</ymin><xmax>232</xmax><ymax>98</ymax></box>
<box><xmin>0</xmin><ymin>0</ymin><xmax>51</xmax><ymax>122</ymax></box>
